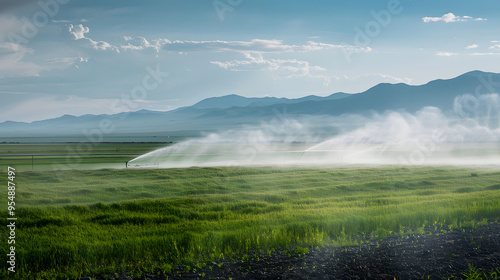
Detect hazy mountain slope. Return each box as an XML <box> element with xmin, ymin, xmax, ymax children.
<box><xmin>197</xmin><ymin>70</ymin><xmax>496</xmax><ymax>118</ymax></box>
<box><xmin>0</xmin><ymin>70</ymin><xmax>497</xmax><ymax>136</ymax></box>
<box><xmin>191</xmin><ymin>93</ymin><xmax>350</xmax><ymax>109</ymax></box>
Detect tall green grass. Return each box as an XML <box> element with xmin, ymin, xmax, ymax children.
<box><xmin>1</xmin><ymin>166</ymin><xmax>499</xmax><ymax>279</ymax></box>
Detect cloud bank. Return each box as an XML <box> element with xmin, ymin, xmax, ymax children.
<box><xmin>210</xmin><ymin>52</ymin><xmax>332</xmax><ymax>85</ymax></box>
<box><xmin>161</xmin><ymin>39</ymin><xmax>370</xmax><ymax>54</ymax></box>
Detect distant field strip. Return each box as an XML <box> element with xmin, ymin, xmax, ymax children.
<box><xmin>0</xmin><ymin>153</ymin><xmax>143</xmax><ymax>156</ymax></box>
<box><xmin>0</xmin><ymin>143</ymin><xmax>171</xmax><ymax>171</ymax></box>
<box><xmin>0</xmin><ymin>166</ymin><xmax>499</xmax><ymax>279</ymax></box>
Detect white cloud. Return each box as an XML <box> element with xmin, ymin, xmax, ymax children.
<box><xmin>435</xmin><ymin>51</ymin><xmax>458</xmax><ymax>56</ymax></box>
<box><xmin>422</xmin><ymin>13</ymin><xmax>486</xmax><ymax>23</ymax></box>
<box><xmin>470</xmin><ymin>44</ymin><xmax>500</xmax><ymax>55</ymax></box>
<box><xmin>91</xmin><ymin>35</ymin><xmax>373</xmax><ymax>57</ymax></box>
<box><xmin>465</xmin><ymin>44</ymin><xmax>478</xmax><ymax>49</ymax></box>
<box><xmin>44</xmin><ymin>56</ymin><xmax>89</xmax><ymax>69</ymax></box>
<box><xmin>211</xmin><ymin>52</ymin><xmax>331</xmax><ymax>85</ymax></box>
<box><xmin>328</xmin><ymin>73</ymin><xmax>413</xmax><ymax>86</ymax></box>
<box><xmin>68</xmin><ymin>24</ymin><xmax>88</xmax><ymax>40</ymax></box>
<box><xmin>156</xmin><ymin>38</ymin><xmax>372</xmax><ymax>86</ymax></box>
<box><xmin>0</xmin><ymin>42</ymin><xmax>89</xmax><ymax>77</ymax></box>
<box><xmin>121</xmin><ymin>36</ymin><xmax>170</xmax><ymax>53</ymax></box>
<box><xmin>359</xmin><ymin>73</ymin><xmax>413</xmax><ymax>84</ymax></box>
<box><xmin>0</xmin><ymin>42</ymin><xmax>42</xmax><ymax>77</ymax></box>
<box><xmin>68</xmin><ymin>24</ymin><xmax>119</xmax><ymax>52</ymax></box>
<box><xmin>52</xmin><ymin>19</ymin><xmax>72</xmax><ymax>23</ymax></box>
<box><xmin>91</xmin><ymin>40</ymin><xmax>114</xmax><ymax>51</ymax></box>
<box><xmin>162</xmin><ymin>39</ymin><xmax>369</xmax><ymax>54</ymax></box>
<box><xmin>119</xmin><ymin>36</ymin><xmax>372</xmax><ymax>54</ymax></box>
<box><xmin>469</xmin><ymin>52</ymin><xmax>500</xmax><ymax>56</ymax></box>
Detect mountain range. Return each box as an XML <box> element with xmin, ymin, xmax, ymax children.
<box><xmin>1</xmin><ymin>70</ymin><xmax>498</xmax><ymax>137</ymax></box>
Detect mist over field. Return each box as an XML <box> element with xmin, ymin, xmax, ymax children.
<box><xmin>129</xmin><ymin>93</ymin><xmax>500</xmax><ymax>168</ymax></box>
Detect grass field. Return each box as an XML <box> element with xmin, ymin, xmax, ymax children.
<box><xmin>0</xmin><ymin>143</ymin><xmax>175</xmax><ymax>155</ymax></box>
<box><xmin>1</xmin><ymin>165</ymin><xmax>499</xmax><ymax>279</ymax></box>
<box><xmin>0</xmin><ymin>143</ymin><xmax>171</xmax><ymax>171</ymax></box>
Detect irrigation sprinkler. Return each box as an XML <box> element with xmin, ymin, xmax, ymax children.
<box><xmin>126</xmin><ymin>162</ymin><xmax>159</xmax><ymax>168</ymax></box>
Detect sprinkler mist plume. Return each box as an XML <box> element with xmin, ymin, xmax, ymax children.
<box><xmin>128</xmin><ymin>94</ymin><xmax>500</xmax><ymax>168</ymax></box>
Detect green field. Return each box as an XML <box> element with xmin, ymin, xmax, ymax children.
<box><xmin>0</xmin><ymin>143</ymin><xmax>170</xmax><ymax>171</ymax></box>
<box><xmin>1</xmin><ymin>165</ymin><xmax>499</xmax><ymax>279</ymax></box>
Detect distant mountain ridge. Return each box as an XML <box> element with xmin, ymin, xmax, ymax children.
<box><xmin>1</xmin><ymin>70</ymin><xmax>498</xmax><ymax>136</ymax></box>
<box><xmin>191</xmin><ymin>93</ymin><xmax>350</xmax><ymax>109</ymax></box>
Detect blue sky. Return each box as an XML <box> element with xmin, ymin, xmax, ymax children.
<box><xmin>1</xmin><ymin>0</ymin><xmax>500</xmax><ymax>122</ymax></box>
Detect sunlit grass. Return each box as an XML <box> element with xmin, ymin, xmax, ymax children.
<box><xmin>1</xmin><ymin>166</ymin><xmax>499</xmax><ymax>279</ymax></box>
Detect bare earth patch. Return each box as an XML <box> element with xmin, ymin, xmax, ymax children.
<box><xmin>120</xmin><ymin>222</ymin><xmax>500</xmax><ymax>280</ymax></box>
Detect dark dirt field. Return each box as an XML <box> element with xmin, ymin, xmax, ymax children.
<box><xmin>95</xmin><ymin>222</ymin><xmax>500</xmax><ymax>280</ymax></box>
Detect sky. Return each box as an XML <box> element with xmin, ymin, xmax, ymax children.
<box><xmin>1</xmin><ymin>0</ymin><xmax>500</xmax><ymax>122</ymax></box>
